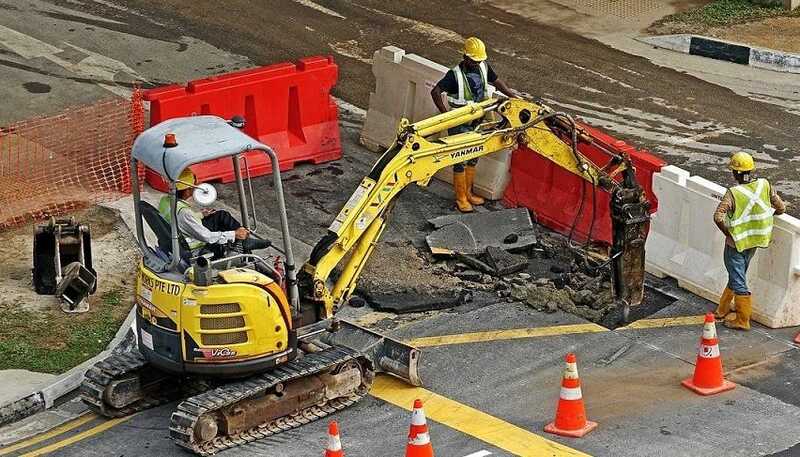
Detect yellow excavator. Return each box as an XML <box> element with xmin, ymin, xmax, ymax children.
<box><xmin>81</xmin><ymin>97</ymin><xmax>649</xmax><ymax>455</ymax></box>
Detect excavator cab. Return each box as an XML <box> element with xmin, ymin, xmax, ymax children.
<box><xmin>127</xmin><ymin>116</ymin><xmax>302</xmax><ymax>377</ymax></box>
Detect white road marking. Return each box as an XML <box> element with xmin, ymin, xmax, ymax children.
<box><xmin>563</xmin><ymin>61</ymin><xmax>637</xmax><ymax>90</ymax></box>
<box><xmin>462</xmin><ymin>451</ymin><xmax>492</xmax><ymax>457</ymax></box>
<box><xmin>672</xmin><ymin>128</ymin><xmax>734</xmax><ymax>145</ymax></box>
<box><xmin>0</xmin><ymin>24</ymin><xmax>61</xmax><ymax>59</ymax></box>
<box><xmin>0</xmin><ymin>24</ymin><xmax>146</xmax><ymax>98</ymax></box>
<box><xmin>291</xmin><ymin>0</ymin><xmax>346</xmax><ymax>19</ymax></box>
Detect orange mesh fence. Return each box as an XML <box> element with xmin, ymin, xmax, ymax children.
<box><xmin>0</xmin><ymin>91</ymin><xmax>145</xmax><ymax>229</ymax></box>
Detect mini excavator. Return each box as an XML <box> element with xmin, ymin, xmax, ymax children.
<box><xmin>81</xmin><ymin>97</ymin><xmax>649</xmax><ymax>455</ymax></box>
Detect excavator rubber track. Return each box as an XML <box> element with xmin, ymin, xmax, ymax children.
<box><xmin>169</xmin><ymin>346</ymin><xmax>372</xmax><ymax>456</ymax></box>
<box><xmin>81</xmin><ymin>351</ymin><xmax>186</xmax><ymax>417</ymax></box>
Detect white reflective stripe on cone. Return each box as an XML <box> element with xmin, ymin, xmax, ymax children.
<box><xmin>409</xmin><ymin>432</ymin><xmax>431</xmax><ymax>445</ymax></box>
<box><xmin>327</xmin><ymin>435</ymin><xmax>342</xmax><ymax>451</ymax></box>
<box><xmin>699</xmin><ymin>344</ymin><xmax>721</xmax><ymax>359</ymax></box>
<box><xmin>411</xmin><ymin>408</ymin><xmax>427</xmax><ymax>426</ymax></box>
<box><xmin>702</xmin><ymin>322</ymin><xmax>717</xmax><ymax>340</ymax></box>
<box><xmin>560</xmin><ymin>386</ymin><xmax>583</xmax><ymax>400</ymax></box>
<box><xmin>564</xmin><ymin>362</ymin><xmax>579</xmax><ymax>379</ymax></box>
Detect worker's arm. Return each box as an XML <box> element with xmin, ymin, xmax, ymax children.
<box><xmin>430</xmin><ymin>86</ymin><xmax>448</xmax><ymax>114</ymax></box>
<box><xmin>492</xmin><ymin>78</ymin><xmax>516</xmax><ymax>98</ymax></box>
<box><xmin>176</xmin><ymin>210</ymin><xmax>237</xmax><ymax>245</ymax></box>
<box><xmin>770</xmin><ymin>186</ymin><xmax>786</xmax><ymax>215</ymax></box>
<box><xmin>713</xmin><ymin>191</ymin><xmax>734</xmax><ymax>236</ymax></box>
<box><xmin>431</xmin><ymin>70</ymin><xmax>458</xmax><ymax>114</ymax></box>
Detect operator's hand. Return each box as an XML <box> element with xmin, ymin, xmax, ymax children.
<box><xmin>235</xmin><ymin>227</ymin><xmax>249</xmax><ymax>240</ymax></box>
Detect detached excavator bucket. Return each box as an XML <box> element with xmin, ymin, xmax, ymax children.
<box><xmin>322</xmin><ymin>320</ymin><xmax>422</xmax><ymax>386</ymax></box>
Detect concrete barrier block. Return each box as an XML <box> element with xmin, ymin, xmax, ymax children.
<box><xmin>361</xmin><ymin>46</ymin><xmax>512</xmax><ymax>200</ymax></box>
<box><xmin>646</xmin><ymin>165</ymin><xmax>800</xmax><ymax>328</ymax></box>
<box><xmin>659</xmin><ymin>165</ymin><xmax>690</xmax><ymax>184</ymax></box>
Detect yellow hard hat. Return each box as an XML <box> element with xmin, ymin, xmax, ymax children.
<box><xmin>729</xmin><ymin>152</ymin><xmax>755</xmax><ymax>172</ymax></box>
<box><xmin>176</xmin><ymin>169</ymin><xmax>196</xmax><ymax>190</ymax></box>
<box><xmin>463</xmin><ymin>37</ymin><xmax>487</xmax><ymax>62</ymax></box>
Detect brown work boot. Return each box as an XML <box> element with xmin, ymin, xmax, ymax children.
<box><xmin>724</xmin><ymin>294</ymin><xmax>752</xmax><ymax>330</ymax></box>
<box><xmin>714</xmin><ymin>287</ymin><xmax>734</xmax><ymax>320</ymax></box>
<box><xmin>464</xmin><ymin>166</ymin><xmax>485</xmax><ymax>206</ymax></box>
<box><xmin>453</xmin><ymin>172</ymin><xmax>474</xmax><ymax>213</ymax></box>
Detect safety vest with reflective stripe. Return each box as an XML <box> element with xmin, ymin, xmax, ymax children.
<box><xmin>728</xmin><ymin>178</ymin><xmax>775</xmax><ymax>252</ymax></box>
<box><xmin>447</xmin><ymin>62</ymin><xmax>489</xmax><ymax>107</ymax></box>
<box><xmin>158</xmin><ymin>196</ymin><xmax>205</xmax><ymax>250</ymax></box>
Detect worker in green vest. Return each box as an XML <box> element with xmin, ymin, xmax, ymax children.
<box><xmin>712</xmin><ymin>152</ymin><xmax>785</xmax><ymax>330</ymax></box>
<box><xmin>158</xmin><ymin>169</ymin><xmax>270</xmax><ymax>259</ymax></box>
<box><xmin>430</xmin><ymin>36</ymin><xmax>517</xmax><ymax>213</ymax></box>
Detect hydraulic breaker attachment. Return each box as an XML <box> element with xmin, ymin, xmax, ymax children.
<box><xmin>610</xmin><ymin>169</ymin><xmax>650</xmax><ymax>311</ymax></box>
<box><xmin>322</xmin><ymin>319</ymin><xmax>422</xmax><ymax>386</ymax></box>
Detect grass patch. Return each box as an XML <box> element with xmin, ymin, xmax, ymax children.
<box><xmin>652</xmin><ymin>0</ymin><xmax>800</xmax><ymax>32</ymax></box>
<box><xmin>0</xmin><ymin>290</ymin><xmax>132</xmax><ymax>374</ymax></box>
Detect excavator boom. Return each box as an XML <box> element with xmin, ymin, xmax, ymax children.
<box><xmin>303</xmin><ymin>97</ymin><xmax>649</xmax><ymax>314</ymax></box>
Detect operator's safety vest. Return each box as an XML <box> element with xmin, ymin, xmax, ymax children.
<box><xmin>728</xmin><ymin>178</ymin><xmax>775</xmax><ymax>252</ymax></box>
<box><xmin>158</xmin><ymin>196</ymin><xmax>205</xmax><ymax>250</ymax></box>
<box><xmin>447</xmin><ymin>61</ymin><xmax>489</xmax><ymax>107</ymax></box>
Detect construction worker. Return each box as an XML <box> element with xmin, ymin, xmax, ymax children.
<box><xmin>712</xmin><ymin>152</ymin><xmax>785</xmax><ymax>330</ymax></box>
<box><xmin>158</xmin><ymin>169</ymin><xmax>270</xmax><ymax>259</ymax></box>
<box><xmin>430</xmin><ymin>36</ymin><xmax>517</xmax><ymax>213</ymax></box>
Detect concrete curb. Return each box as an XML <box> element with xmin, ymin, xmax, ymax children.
<box><xmin>637</xmin><ymin>34</ymin><xmax>800</xmax><ymax>74</ymax></box>
<box><xmin>0</xmin><ymin>305</ymin><xmax>137</xmax><ymax>427</ymax></box>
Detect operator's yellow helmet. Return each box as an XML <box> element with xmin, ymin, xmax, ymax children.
<box><xmin>463</xmin><ymin>37</ymin><xmax>487</xmax><ymax>62</ymax></box>
<box><xmin>176</xmin><ymin>169</ymin><xmax>196</xmax><ymax>191</ymax></box>
<box><xmin>729</xmin><ymin>152</ymin><xmax>755</xmax><ymax>172</ymax></box>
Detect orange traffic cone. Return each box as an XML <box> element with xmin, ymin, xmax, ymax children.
<box><xmin>544</xmin><ymin>353</ymin><xmax>597</xmax><ymax>438</ymax></box>
<box><xmin>795</xmin><ymin>332</ymin><xmax>800</xmax><ymax>344</ymax></box>
<box><xmin>406</xmin><ymin>399</ymin><xmax>434</xmax><ymax>457</ymax></box>
<box><xmin>681</xmin><ymin>313</ymin><xmax>736</xmax><ymax>395</ymax></box>
<box><xmin>325</xmin><ymin>421</ymin><xmax>344</xmax><ymax>457</ymax></box>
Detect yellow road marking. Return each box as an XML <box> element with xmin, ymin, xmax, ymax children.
<box><xmin>620</xmin><ymin>315</ymin><xmax>705</xmax><ymax>330</ymax></box>
<box><xmin>18</xmin><ymin>416</ymin><xmax>132</xmax><ymax>457</ymax></box>
<box><xmin>0</xmin><ymin>414</ymin><xmax>97</xmax><ymax>456</ymax></box>
<box><xmin>406</xmin><ymin>323</ymin><xmax>608</xmax><ymax>348</ymax></box>
<box><xmin>371</xmin><ymin>376</ymin><xmax>590</xmax><ymax>457</ymax></box>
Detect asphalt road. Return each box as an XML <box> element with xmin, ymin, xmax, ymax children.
<box><xmin>41</xmin><ymin>0</ymin><xmax>800</xmax><ymax>209</ymax></box>
<box><xmin>2</xmin><ymin>1</ymin><xmax>800</xmax><ymax>456</ymax></box>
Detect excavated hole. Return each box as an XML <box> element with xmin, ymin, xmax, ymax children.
<box><xmin>599</xmin><ymin>284</ymin><xmax>678</xmax><ymax>330</ymax></box>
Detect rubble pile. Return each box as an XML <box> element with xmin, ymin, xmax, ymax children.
<box><xmin>422</xmin><ymin>208</ymin><xmax>620</xmax><ymax>323</ymax></box>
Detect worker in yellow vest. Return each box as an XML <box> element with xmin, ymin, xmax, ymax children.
<box><xmin>430</xmin><ymin>37</ymin><xmax>517</xmax><ymax>213</ymax></box>
<box><xmin>158</xmin><ymin>169</ymin><xmax>270</xmax><ymax>259</ymax></box>
<box><xmin>712</xmin><ymin>152</ymin><xmax>785</xmax><ymax>330</ymax></box>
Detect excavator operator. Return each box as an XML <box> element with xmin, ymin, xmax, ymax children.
<box><xmin>430</xmin><ymin>36</ymin><xmax>517</xmax><ymax>213</ymax></box>
<box><xmin>158</xmin><ymin>169</ymin><xmax>270</xmax><ymax>259</ymax></box>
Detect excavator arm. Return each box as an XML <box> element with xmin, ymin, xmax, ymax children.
<box><xmin>302</xmin><ymin>97</ymin><xmax>649</xmax><ymax>317</ymax></box>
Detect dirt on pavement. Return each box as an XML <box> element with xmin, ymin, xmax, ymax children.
<box><xmin>710</xmin><ymin>17</ymin><xmax>800</xmax><ymax>53</ymax></box>
<box><xmin>0</xmin><ymin>205</ymin><xmax>139</xmax><ymax>312</ymax></box>
<box><xmin>651</xmin><ymin>15</ymin><xmax>800</xmax><ymax>54</ymax></box>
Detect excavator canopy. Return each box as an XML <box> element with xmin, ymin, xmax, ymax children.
<box><xmin>131</xmin><ymin>115</ymin><xmax>269</xmax><ymax>182</ymax></box>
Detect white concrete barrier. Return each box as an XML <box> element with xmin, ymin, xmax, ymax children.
<box><xmin>646</xmin><ymin>165</ymin><xmax>800</xmax><ymax>328</ymax></box>
<box><xmin>360</xmin><ymin>46</ymin><xmax>511</xmax><ymax>200</ymax></box>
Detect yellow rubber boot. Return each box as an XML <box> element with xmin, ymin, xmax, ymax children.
<box><xmin>724</xmin><ymin>294</ymin><xmax>752</xmax><ymax>330</ymax></box>
<box><xmin>714</xmin><ymin>287</ymin><xmax>734</xmax><ymax>320</ymax></box>
<box><xmin>465</xmin><ymin>166</ymin><xmax>485</xmax><ymax>206</ymax></box>
<box><xmin>453</xmin><ymin>172</ymin><xmax>474</xmax><ymax>213</ymax></box>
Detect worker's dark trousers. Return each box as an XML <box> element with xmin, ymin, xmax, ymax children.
<box><xmin>201</xmin><ymin>210</ymin><xmax>241</xmax><ymax>259</ymax></box>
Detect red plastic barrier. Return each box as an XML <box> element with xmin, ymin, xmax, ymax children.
<box><xmin>142</xmin><ymin>56</ymin><xmax>341</xmax><ymax>191</ymax></box>
<box><xmin>503</xmin><ymin>122</ymin><xmax>665</xmax><ymax>244</ymax></box>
